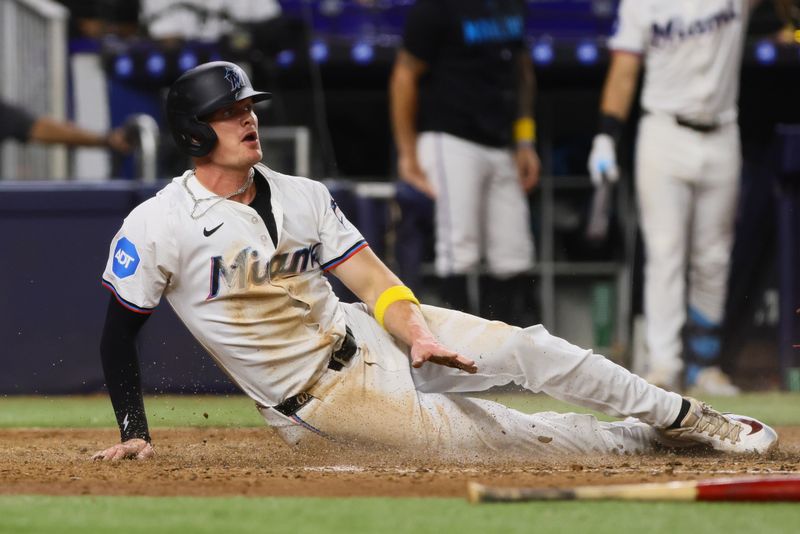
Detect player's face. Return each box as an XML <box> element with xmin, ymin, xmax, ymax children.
<box><xmin>205</xmin><ymin>98</ymin><xmax>262</xmax><ymax>169</ymax></box>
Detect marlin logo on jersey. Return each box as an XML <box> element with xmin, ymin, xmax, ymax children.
<box><xmin>224</xmin><ymin>66</ymin><xmax>245</xmax><ymax>92</ymax></box>
<box><xmin>650</xmin><ymin>1</ymin><xmax>737</xmax><ymax>47</ymax></box>
<box><xmin>207</xmin><ymin>244</ymin><xmax>322</xmax><ymax>299</ymax></box>
<box><xmin>330</xmin><ymin>197</ymin><xmax>347</xmax><ymax>227</ymax></box>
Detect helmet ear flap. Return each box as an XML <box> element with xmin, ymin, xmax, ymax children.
<box><xmin>171</xmin><ymin>116</ymin><xmax>218</xmax><ymax>157</ymax></box>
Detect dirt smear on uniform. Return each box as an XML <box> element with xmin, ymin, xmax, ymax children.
<box><xmin>1</xmin><ymin>427</ymin><xmax>798</xmax><ymax>498</ymax></box>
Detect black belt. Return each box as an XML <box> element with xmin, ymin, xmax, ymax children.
<box><xmin>643</xmin><ymin>110</ymin><xmax>719</xmax><ymax>133</ymax></box>
<box><xmin>272</xmin><ymin>326</ymin><xmax>357</xmax><ymax>417</ymax></box>
<box><xmin>675</xmin><ymin>115</ymin><xmax>719</xmax><ymax>133</ymax></box>
<box><xmin>327</xmin><ymin>325</ymin><xmax>357</xmax><ymax>371</ymax></box>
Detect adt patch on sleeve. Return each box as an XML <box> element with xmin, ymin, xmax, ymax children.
<box><xmin>112</xmin><ymin>237</ymin><xmax>140</xmax><ymax>278</ymax></box>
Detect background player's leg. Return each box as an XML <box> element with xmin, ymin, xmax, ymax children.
<box><xmin>636</xmin><ymin>115</ymin><xmax>693</xmax><ymax>390</ymax></box>
<box><xmin>479</xmin><ymin>275</ymin><xmax>527</xmax><ymax>323</ymax></box>
<box><xmin>439</xmin><ymin>274</ymin><xmax>469</xmax><ymax>315</ymax></box>
<box><xmin>418</xmin><ymin>132</ymin><xmax>488</xmax><ymax>313</ymax></box>
<box><xmin>481</xmin><ymin>148</ymin><xmax>535</xmax><ymax>324</ymax></box>
<box><xmin>394</xmin><ymin>182</ymin><xmax>435</xmax><ymax>294</ymax></box>
<box><xmin>412</xmin><ymin>305</ymin><xmax>683</xmax><ymax>429</ymax></box>
<box><xmin>684</xmin><ymin>124</ymin><xmax>741</xmax><ymax>394</ymax></box>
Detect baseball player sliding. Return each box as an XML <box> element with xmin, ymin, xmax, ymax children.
<box><xmin>589</xmin><ymin>0</ymin><xmax>789</xmax><ymax>395</ymax></box>
<box><xmin>93</xmin><ymin>62</ymin><xmax>776</xmax><ymax>462</ymax></box>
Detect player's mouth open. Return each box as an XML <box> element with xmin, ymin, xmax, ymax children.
<box><xmin>242</xmin><ymin>132</ymin><xmax>258</xmax><ymax>143</ymax></box>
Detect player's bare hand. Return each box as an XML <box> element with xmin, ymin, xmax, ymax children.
<box><xmin>515</xmin><ymin>144</ymin><xmax>541</xmax><ymax>192</ymax></box>
<box><xmin>410</xmin><ymin>338</ymin><xmax>477</xmax><ymax>374</ymax></box>
<box><xmin>398</xmin><ymin>155</ymin><xmax>436</xmax><ymax>198</ymax></box>
<box><xmin>106</xmin><ymin>127</ymin><xmax>134</xmax><ymax>155</ymax></box>
<box><xmin>91</xmin><ymin>438</ymin><xmax>154</xmax><ymax>462</ymax></box>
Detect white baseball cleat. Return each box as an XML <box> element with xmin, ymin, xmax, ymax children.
<box><xmin>661</xmin><ymin>397</ymin><xmax>778</xmax><ymax>454</ymax></box>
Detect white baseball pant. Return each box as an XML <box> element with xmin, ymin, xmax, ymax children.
<box><xmin>635</xmin><ymin>113</ymin><xmax>740</xmax><ymax>377</ymax></box>
<box><xmin>262</xmin><ymin>303</ymin><xmax>683</xmax><ymax>458</ymax></box>
<box><xmin>417</xmin><ymin>131</ymin><xmax>534</xmax><ymax>278</ymax></box>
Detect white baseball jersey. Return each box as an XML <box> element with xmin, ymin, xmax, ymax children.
<box><xmin>102</xmin><ymin>164</ymin><xmax>366</xmax><ymax>407</ymax></box>
<box><xmin>610</xmin><ymin>0</ymin><xmax>749</xmax><ymax>122</ymax></box>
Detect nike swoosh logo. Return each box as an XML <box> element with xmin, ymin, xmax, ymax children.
<box><xmin>741</xmin><ymin>418</ymin><xmax>762</xmax><ymax>435</ymax></box>
<box><xmin>203</xmin><ymin>222</ymin><xmax>224</xmax><ymax>237</ymax></box>
<box><xmin>730</xmin><ymin>415</ymin><xmax>763</xmax><ymax>435</ymax></box>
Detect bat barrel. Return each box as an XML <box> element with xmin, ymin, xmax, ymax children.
<box><xmin>469</xmin><ymin>477</ymin><xmax>800</xmax><ymax>503</ymax></box>
<box><xmin>697</xmin><ymin>477</ymin><xmax>800</xmax><ymax>502</ymax></box>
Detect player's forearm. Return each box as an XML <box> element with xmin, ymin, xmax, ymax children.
<box><xmin>330</xmin><ymin>247</ymin><xmax>432</xmax><ymax>345</ymax></box>
<box><xmin>29</xmin><ymin>117</ymin><xmax>109</xmax><ymax>147</ymax></box>
<box><xmin>382</xmin><ymin>300</ymin><xmax>437</xmax><ymax>348</ymax></box>
<box><xmin>772</xmin><ymin>0</ymin><xmax>797</xmax><ymax>25</ymax></box>
<box><xmin>599</xmin><ymin>53</ymin><xmax>641</xmax><ymax>122</ymax></box>
<box><xmin>100</xmin><ymin>296</ymin><xmax>152</xmax><ymax>443</ymax></box>
<box><xmin>516</xmin><ymin>54</ymin><xmax>536</xmax><ymax>120</ymax></box>
<box><xmin>330</xmin><ymin>243</ymin><xmax>397</xmax><ymax>303</ymax></box>
<box><xmin>390</xmin><ymin>60</ymin><xmax>421</xmax><ymax>159</ymax></box>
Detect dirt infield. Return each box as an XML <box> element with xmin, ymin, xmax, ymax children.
<box><xmin>1</xmin><ymin>427</ymin><xmax>798</xmax><ymax>498</ymax></box>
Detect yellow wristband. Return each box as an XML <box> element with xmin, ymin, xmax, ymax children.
<box><xmin>514</xmin><ymin>117</ymin><xmax>536</xmax><ymax>144</ymax></box>
<box><xmin>374</xmin><ymin>285</ymin><xmax>420</xmax><ymax>328</ymax></box>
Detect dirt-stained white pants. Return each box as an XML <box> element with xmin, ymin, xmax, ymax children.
<box><xmin>635</xmin><ymin>113</ymin><xmax>740</xmax><ymax>377</ymax></box>
<box><xmin>262</xmin><ymin>303</ymin><xmax>683</xmax><ymax>458</ymax></box>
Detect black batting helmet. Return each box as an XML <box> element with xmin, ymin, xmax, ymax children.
<box><xmin>166</xmin><ymin>61</ymin><xmax>271</xmax><ymax>157</ymax></box>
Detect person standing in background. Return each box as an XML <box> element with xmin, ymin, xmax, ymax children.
<box><xmin>390</xmin><ymin>0</ymin><xmax>539</xmax><ymax>323</ymax></box>
<box><xmin>587</xmin><ymin>0</ymin><xmax>791</xmax><ymax>395</ymax></box>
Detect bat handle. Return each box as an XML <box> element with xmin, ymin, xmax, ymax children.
<box><xmin>467</xmin><ymin>481</ymin><xmax>483</xmax><ymax>504</ymax></box>
<box><xmin>468</xmin><ymin>481</ymin><xmax>576</xmax><ymax>503</ymax></box>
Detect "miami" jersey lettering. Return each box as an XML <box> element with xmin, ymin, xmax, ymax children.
<box><xmin>650</xmin><ymin>1</ymin><xmax>737</xmax><ymax>48</ymax></box>
<box><xmin>207</xmin><ymin>244</ymin><xmax>321</xmax><ymax>299</ymax></box>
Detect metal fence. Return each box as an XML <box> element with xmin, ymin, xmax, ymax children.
<box><xmin>0</xmin><ymin>0</ymin><xmax>68</xmax><ymax>180</ymax></box>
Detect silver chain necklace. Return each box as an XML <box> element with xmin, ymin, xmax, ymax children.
<box><xmin>183</xmin><ymin>168</ymin><xmax>254</xmax><ymax>219</ymax></box>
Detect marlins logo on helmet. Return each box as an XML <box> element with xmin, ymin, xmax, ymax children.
<box><xmin>224</xmin><ymin>66</ymin><xmax>245</xmax><ymax>92</ymax></box>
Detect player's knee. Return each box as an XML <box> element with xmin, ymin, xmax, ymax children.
<box><xmin>646</xmin><ymin>234</ymin><xmax>685</xmax><ymax>261</ymax></box>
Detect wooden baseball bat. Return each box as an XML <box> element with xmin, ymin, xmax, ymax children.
<box><xmin>467</xmin><ymin>476</ymin><xmax>800</xmax><ymax>503</ymax></box>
